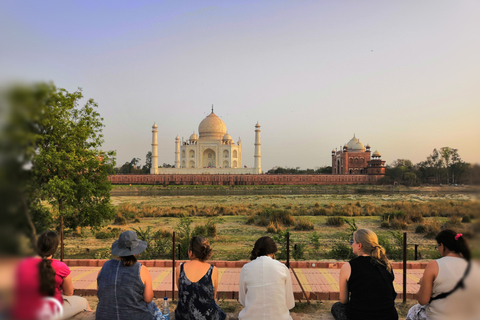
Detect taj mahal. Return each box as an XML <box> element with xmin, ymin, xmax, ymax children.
<box><xmin>150</xmin><ymin>108</ymin><xmax>262</xmax><ymax>174</ymax></box>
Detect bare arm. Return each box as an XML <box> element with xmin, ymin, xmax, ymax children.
<box><xmin>212</xmin><ymin>266</ymin><xmax>219</xmax><ymax>299</ymax></box>
<box><xmin>417</xmin><ymin>260</ymin><xmax>438</xmax><ymax>305</ymax></box>
<box><xmin>140</xmin><ymin>265</ymin><xmax>154</xmax><ymax>303</ymax></box>
<box><xmin>61</xmin><ymin>274</ymin><xmax>74</xmax><ymax>296</ymax></box>
<box><xmin>339</xmin><ymin>262</ymin><xmax>351</xmax><ymax>304</ymax></box>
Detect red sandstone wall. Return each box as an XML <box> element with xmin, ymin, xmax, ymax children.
<box><xmin>109</xmin><ymin>174</ymin><xmax>383</xmax><ymax>185</ymax></box>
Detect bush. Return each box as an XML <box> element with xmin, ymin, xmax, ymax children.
<box><xmin>266</xmin><ymin>222</ymin><xmax>277</xmax><ymax>233</ymax></box>
<box><xmin>326</xmin><ymin>217</ymin><xmax>345</xmax><ymax>227</ymax></box>
<box><xmin>292</xmin><ymin>243</ymin><xmax>305</xmax><ymax>260</ymax></box>
<box><xmin>246</xmin><ymin>215</ymin><xmax>255</xmax><ymax>225</ymax></box>
<box><xmin>193</xmin><ymin>225</ymin><xmax>207</xmax><ymax>237</ymax></box>
<box><xmin>295</xmin><ymin>217</ymin><xmax>314</xmax><ymax>231</ymax></box>
<box><xmin>462</xmin><ymin>215</ymin><xmax>472</xmax><ymax>223</ymax></box>
<box><xmin>113</xmin><ymin>212</ymin><xmax>127</xmax><ymax>225</ymax></box>
<box><xmin>381</xmin><ymin>221</ymin><xmax>390</xmax><ymax>228</ymax></box>
<box><xmin>390</xmin><ymin>218</ymin><xmax>408</xmax><ymax>230</ymax></box>
<box><xmin>415</xmin><ymin>225</ymin><xmax>426</xmax><ymax>233</ymax></box>
<box><xmin>327</xmin><ymin>242</ymin><xmax>354</xmax><ymax>260</ymax></box>
<box><xmin>444</xmin><ymin>216</ymin><xmax>462</xmax><ymax>229</ymax></box>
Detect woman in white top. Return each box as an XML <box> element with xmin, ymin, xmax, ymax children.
<box><xmin>407</xmin><ymin>229</ymin><xmax>480</xmax><ymax>320</ymax></box>
<box><xmin>238</xmin><ymin>236</ymin><xmax>295</xmax><ymax>320</ymax></box>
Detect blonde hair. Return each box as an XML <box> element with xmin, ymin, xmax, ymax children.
<box><xmin>354</xmin><ymin>228</ymin><xmax>392</xmax><ymax>272</ymax></box>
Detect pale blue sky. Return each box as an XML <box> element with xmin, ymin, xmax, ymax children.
<box><xmin>1</xmin><ymin>1</ymin><xmax>479</xmax><ymax>170</ymax></box>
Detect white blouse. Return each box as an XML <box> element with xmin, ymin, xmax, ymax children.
<box><xmin>238</xmin><ymin>256</ymin><xmax>295</xmax><ymax>320</ymax></box>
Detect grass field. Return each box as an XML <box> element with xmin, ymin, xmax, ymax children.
<box><xmin>61</xmin><ymin>190</ymin><xmax>479</xmax><ymax>261</ymax></box>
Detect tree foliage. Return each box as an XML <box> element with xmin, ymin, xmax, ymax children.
<box><xmin>0</xmin><ymin>83</ymin><xmax>116</xmax><ymax>254</ymax></box>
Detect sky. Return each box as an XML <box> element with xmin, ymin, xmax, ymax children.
<box><xmin>1</xmin><ymin>0</ymin><xmax>479</xmax><ymax>170</ymax></box>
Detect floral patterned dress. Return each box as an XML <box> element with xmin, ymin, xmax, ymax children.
<box><xmin>175</xmin><ymin>263</ymin><xmax>226</xmax><ymax>320</ymax></box>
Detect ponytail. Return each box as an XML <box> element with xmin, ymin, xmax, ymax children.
<box><xmin>436</xmin><ymin>229</ymin><xmax>471</xmax><ymax>261</ymax></box>
<box><xmin>354</xmin><ymin>229</ymin><xmax>392</xmax><ymax>273</ymax></box>
<box><xmin>36</xmin><ymin>231</ymin><xmax>59</xmax><ymax>297</ymax></box>
<box><xmin>371</xmin><ymin>245</ymin><xmax>392</xmax><ymax>273</ymax></box>
<box><xmin>38</xmin><ymin>258</ymin><xmax>56</xmax><ymax>296</ymax></box>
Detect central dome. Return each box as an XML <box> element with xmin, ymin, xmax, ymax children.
<box><xmin>198</xmin><ymin>112</ymin><xmax>227</xmax><ymax>140</ymax></box>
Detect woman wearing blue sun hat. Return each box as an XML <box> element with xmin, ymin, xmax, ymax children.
<box><xmin>96</xmin><ymin>230</ymin><xmax>157</xmax><ymax>320</ymax></box>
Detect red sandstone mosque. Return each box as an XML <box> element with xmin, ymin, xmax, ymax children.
<box><xmin>331</xmin><ymin>135</ymin><xmax>385</xmax><ymax>175</ymax></box>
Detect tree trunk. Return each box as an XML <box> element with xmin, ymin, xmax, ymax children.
<box><xmin>22</xmin><ymin>196</ymin><xmax>37</xmax><ymax>250</ymax></box>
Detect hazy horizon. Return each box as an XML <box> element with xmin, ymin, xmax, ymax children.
<box><xmin>1</xmin><ymin>1</ymin><xmax>479</xmax><ymax>170</ymax></box>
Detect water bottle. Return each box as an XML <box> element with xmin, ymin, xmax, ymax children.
<box><xmin>162</xmin><ymin>297</ymin><xmax>170</xmax><ymax>320</ymax></box>
<box><xmin>155</xmin><ymin>306</ymin><xmax>163</xmax><ymax>320</ymax></box>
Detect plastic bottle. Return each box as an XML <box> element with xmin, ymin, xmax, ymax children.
<box><xmin>162</xmin><ymin>297</ymin><xmax>170</xmax><ymax>320</ymax></box>
<box><xmin>155</xmin><ymin>306</ymin><xmax>163</xmax><ymax>320</ymax></box>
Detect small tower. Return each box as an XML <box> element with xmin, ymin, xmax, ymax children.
<box><xmin>151</xmin><ymin>123</ymin><xmax>158</xmax><ymax>174</ymax></box>
<box><xmin>254</xmin><ymin>122</ymin><xmax>261</xmax><ymax>174</ymax></box>
<box><xmin>175</xmin><ymin>136</ymin><xmax>180</xmax><ymax>168</ymax></box>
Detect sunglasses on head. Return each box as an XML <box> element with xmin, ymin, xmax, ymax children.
<box><xmin>349</xmin><ymin>239</ymin><xmax>354</xmax><ymax>245</ymax></box>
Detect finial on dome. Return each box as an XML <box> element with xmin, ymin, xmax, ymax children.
<box><xmin>211</xmin><ymin>104</ymin><xmax>214</xmax><ymax>113</ymax></box>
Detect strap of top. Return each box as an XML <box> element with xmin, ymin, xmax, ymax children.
<box><xmin>430</xmin><ymin>261</ymin><xmax>471</xmax><ymax>303</ymax></box>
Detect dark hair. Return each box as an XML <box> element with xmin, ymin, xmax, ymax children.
<box><xmin>250</xmin><ymin>236</ymin><xmax>277</xmax><ymax>260</ymax></box>
<box><xmin>436</xmin><ymin>229</ymin><xmax>470</xmax><ymax>261</ymax></box>
<box><xmin>120</xmin><ymin>255</ymin><xmax>137</xmax><ymax>267</ymax></box>
<box><xmin>37</xmin><ymin>231</ymin><xmax>59</xmax><ymax>296</ymax></box>
<box><xmin>189</xmin><ymin>237</ymin><xmax>213</xmax><ymax>262</ymax></box>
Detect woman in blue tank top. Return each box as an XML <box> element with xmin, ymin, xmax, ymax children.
<box><xmin>96</xmin><ymin>230</ymin><xmax>157</xmax><ymax>320</ymax></box>
<box><xmin>175</xmin><ymin>236</ymin><xmax>226</xmax><ymax>320</ymax></box>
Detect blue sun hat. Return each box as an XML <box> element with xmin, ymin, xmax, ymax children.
<box><xmin>111</xmin><ymin>230</ymin><xmax>147</xmax><ymax>256</ymax></box>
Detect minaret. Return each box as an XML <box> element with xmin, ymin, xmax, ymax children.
<box><xmin>175</xmin><ymin>136</ymin><xmax>180</xmax><ymax>168</ymax></box>
<box><xmin>254</xmin><ymin>122</ymin><xmax>261</xmax><ymax>174</ymax></box>
<box><xmin>151</xmin><ymin>123</ymin><xmax>158</xmax><ymax>174</ymax></box>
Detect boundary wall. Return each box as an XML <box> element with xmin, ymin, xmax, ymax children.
<box><xmin>109</xmin><ymin>174</ymin><xmax>383</xmax><ymax>185</ymax></box>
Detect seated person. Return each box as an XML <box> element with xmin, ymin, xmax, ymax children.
<box><xmin>175</xmin><ymin>236</ymin><xmax>225</xmax><ymax>320</ymax></box>
<box><xmin>96</xmin><ymin>230</ymin><xmax>157</xmax><ymax>320</ymax></box>
<box><xmin>238</xmin><ymin>236</ymin><xmax>295</xmax><ymax>320</ymax></box>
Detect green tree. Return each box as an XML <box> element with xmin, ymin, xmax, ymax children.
<box><xmin>1</xmin><ymin>83</ymin><xmax>116</xmax><ymax>258</ymax></box>
<box><xmin>142</xmin><ymin>151</ymin><xmax>152</xmax><ymax>173</ymax></box>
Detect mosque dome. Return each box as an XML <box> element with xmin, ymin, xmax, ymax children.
<box><xmin>346</xmin><ymin>135</ymin><xmax>366</xmax><ymax>152</ymax></box>
<box><xmin>198</xmin><ymin>112</ymin><xmax>227</xmax><ymax>140</ymax></box>
<box><xmin>189</xmin><ymin>133</ymin><xmax>198</xmax><ymax>141</ymax></box>
<box><xmin>152</xmin><ymin>123</ymin><xmax>158</xmax><ymax>129</ymax></box>
<box><xmin>373</xmin><ymin>150</ymin><xmax>381</xmax><ymax>157</ymax></box>
<box><xmin>222</xmin><ymin>133</ymin><xmax>233</xmax><ymax>142</ymax></box>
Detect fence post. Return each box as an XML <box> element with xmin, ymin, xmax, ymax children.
<box><xmin>172</xmin><ymin>231</ymin><xmax>176</xmax><ymax>300</ymax></box>
<box><xmin>415</xmin><ymin>244</ymin><xmax>418</xmax><ymax>261</ymax></box>
<box><xmin>286</xmin><ymin>232</ymin><xmax>290</xmax><ymax>269</ymax></box>
<box><xmin>403</xmin><ymin>232</ymin><xmax>407</xmax><ymax>303</ymax></box>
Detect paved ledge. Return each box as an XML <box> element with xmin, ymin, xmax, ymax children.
<box><xmin>67</xmin><ymin>259</ymin><xmax>424</xmax><ymax>301</ymax></box>
<box><xmin>63</xmin><ymin>259</ymin><xmax>429</xmax><ymax>269</ymax></box>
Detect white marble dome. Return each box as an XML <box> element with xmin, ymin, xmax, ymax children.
<box><xmin>198</xmin><ymin>112</ymin><xmax>227</xmax><ymax>140</ymax></box>
<box><xmin>346</xmin><ymin>135</ymin><xmax>366</xmax><ymax>152</ymax></box>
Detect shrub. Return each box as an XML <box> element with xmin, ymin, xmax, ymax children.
<box><xmin>462</xmin><ymin>215</ymin><xmax>472</xmax><ymax>223</ymax></box>
<box><xmin>113</xmin><ymin>212</ymin><xmax>127</xmax><ymax>225</ymax></box>
<box><xmin>326</xmin><ymin>217</ymin><xmax>345</xmax><ymax>227</ymax></box>
<box><xmin>246</xmin><ymin>215</ymin><xmax>255</xmax><ymax>225</ymax></box>
<box><xmin>192</xmin><ymin>225</ymin><xmax>207</xmax><ymax>237</ymax></box>
<box><xmin>295</xmin><ymin>217</ymin><xmax>314</xmax><ymax>231</ymax></box>
<box><xmin>266</xmin><ymin>222</ymin><xmax>277</xmax><ymax>233</ymax></box>
<box><xmin>292</xmin><ymin>243</ymin><xmax>305</xmax><ymax>260</ymax></box>
<box><xmin>327</xmin><ymin>242</ymin><xmax>354</xmax><ymax>260</ymax></box>
<box><xmin>444</xmin><ymin>216</ymin><xmax>462</xmax><ymax>229</ymax></box>
<box><xmin>381</xmin><ymin>221</ymin><xmax>390</xmax><ymax>229</ymax></box>
<box><xmin>390</xmin><ymin>218</ymin><xmax>408</xmax><ymax>230</ymax></box>
<box><xmin>415</xmin><ymin>225</ymin><xmax>426</xmax><ymax>233</ymax></box>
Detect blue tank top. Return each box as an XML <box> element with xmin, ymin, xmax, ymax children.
<box><xmin>96</xmin><ymin>260</ymin><xmax>155</xmax><ymax>320</ymax></box>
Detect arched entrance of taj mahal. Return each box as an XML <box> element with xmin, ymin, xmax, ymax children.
<box><xmin>202</xmin><ymin>148</ymin><xmax>216</xmax><ymax>168</ymax></box>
